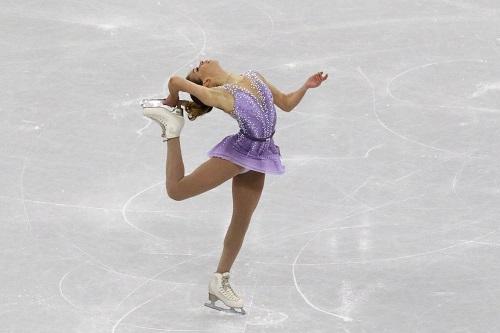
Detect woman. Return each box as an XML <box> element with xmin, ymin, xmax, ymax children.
<box><xmin>141</xmin><ymin>59</ymin><xmax>328</xmax><ymax>314</ymax></box>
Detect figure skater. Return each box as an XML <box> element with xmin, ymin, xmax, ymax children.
<box><xmin>141</xmin><ymin>59</ymin><xmax>328</xmax><ymax>314</ymax></box>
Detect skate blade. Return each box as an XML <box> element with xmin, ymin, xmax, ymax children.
<box><xmin>142</xmin><ymin>106</ymin><xmax>184</xmax><ymax>119</ymax></box>
<box><xmin>140</xmin><ymin>99</ymin><xmax>165</xmax><ymax>108</ymax></box>
<box><xmin>204</xmin><ymin>302</ymin><xmax>246</xmax><ymax>315</ymax></box>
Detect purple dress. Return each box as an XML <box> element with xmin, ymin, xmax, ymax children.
<box><xmin>207</xmin><ymin>70</ymin><xmax>285</xmax><ymax>175</ymax></box>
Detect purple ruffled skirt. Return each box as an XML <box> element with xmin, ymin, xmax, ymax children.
<box><xmin>207</xmin><ymin>132</ymin><xmax>285</xmax><ymax>175</ymax></box>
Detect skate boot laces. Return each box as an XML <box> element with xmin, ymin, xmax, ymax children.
<box><xmin>220</xmin><ymin>274</ymin><xmax>239</xmax><ymax>301</ymax></box>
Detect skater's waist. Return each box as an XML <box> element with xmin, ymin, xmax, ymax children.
<box><xmin>238</xmin><ymin>129</ymin><xmax>275</xmax><ymax>142</ymax></box>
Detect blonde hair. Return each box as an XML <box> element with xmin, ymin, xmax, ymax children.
<box><xmin>182</xmin><ymin>73</ymin><xmax>213</xmax><ymax>121</ymax></box>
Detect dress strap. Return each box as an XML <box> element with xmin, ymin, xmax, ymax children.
<box><xmin>228</xmin><ymin>69</ymin><xmax>265</xmax><ymax>98</ymax></box>
<box><xmin>245</xmin><ymin>70</ymin><xmax>265</xmax><ymax>86</ymax></box>
<box><xmin>222</xmin><ymin>70</ymin><xmax>269</xmax><ymax>112</ymax></box>
<box><xmin>221</xmin><ymin>83</ymin><xmax>236</xmax><ymax>95</ymax></box>
<box><xmin>245</xmin><ymin>70</ymin><xmax>270</xmax><ymax>104</ymax></box>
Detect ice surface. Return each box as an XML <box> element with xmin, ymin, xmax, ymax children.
<box><xmin>1</xmin><ymin>0</ymin><xmax>499</xmax><ymax>332</ymax></box>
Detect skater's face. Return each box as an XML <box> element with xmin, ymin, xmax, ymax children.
<box><xmin>187</xmin><ymin>59</ymin><xmax>220</xmax><ymax>87</ymax></box>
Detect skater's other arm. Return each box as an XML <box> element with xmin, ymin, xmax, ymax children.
<box><xmin>254</xmin><ymin>72</ymin><xmax>290</xmax><ymax>112</ymax></box>
<box><xmin>256</xmin><ymin>71</ymin><xmax>328</xmax><ymax>112</ymax></box>
<box><xmin>168</xmin><ymin>75</ymin><xmax>225</xmax><ymax>110</ymax></box>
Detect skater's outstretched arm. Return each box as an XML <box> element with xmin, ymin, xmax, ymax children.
<box><xmin>256</xmin><ymin>71</ymin><xmax>328</xmax><ymax>112</ymax></box>
<box><xmin>167</xmin><ymin>75</ymin><xmax>225</xmax><ymax>110</ymax></box>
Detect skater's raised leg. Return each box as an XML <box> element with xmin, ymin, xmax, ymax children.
<box><xmin>165</xmin><ymin>142</ymin><xmax>245</xmax><ymax>201</ymax></box>
<box><xmin>142</xmin><ymin>102</ymin><xmax>246</xmax><ymax>201</ymax></box>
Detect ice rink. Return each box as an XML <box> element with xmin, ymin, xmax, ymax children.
<box><xmin>1</xmin><ymin>0</ymin><xmax>500</xmax><ymax>332</ymax></box>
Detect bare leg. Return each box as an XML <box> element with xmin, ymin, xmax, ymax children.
<box><xmin>164</xmin><ymin>138</ymin><xmax>265</xmax><ymax>271</ymax></box>
<box><xmin>165</xmin><ymin>138</ymin><xmax>244</xmax><ymax>200</ymax></box>
<box><xmin>165</xmin><ymin>138</ymin><xmax>185</xmax><ymax>188</ymax></box>
<box><xmin>216</xmin><ymin>170</ymin><xmax>265</xmax><ymax>273</ymax></box>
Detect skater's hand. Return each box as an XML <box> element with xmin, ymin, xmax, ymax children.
<box><xmin>164</xmin><ymin>93</ymin><xmax>179</xmax><ymax>107</ymax></box>
<box><xmin>304</xmin><ymin>71</ymin><xmax>328</xmax><ymax>89</ymax></box>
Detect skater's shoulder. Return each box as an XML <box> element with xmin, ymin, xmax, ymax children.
<box><xmin>210</xmin><ymin>85</ymin><xmax>237</xmax><ymax>115</ymax></box>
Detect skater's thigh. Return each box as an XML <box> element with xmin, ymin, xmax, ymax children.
<box><xmin>173</xmin><ymin>157</ymin><xmax>244</xmax><ymax>200</ymax></box>
<box><xmin>231</xmin><ymin>170</ymin><xmax>265</xmax><ymax>218</ymax></box>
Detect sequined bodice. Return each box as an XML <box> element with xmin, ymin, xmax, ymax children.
<box><xmin>222</xmin><ymin>70</ymin><xmax>277</xmax><ymax>140</ymax></box>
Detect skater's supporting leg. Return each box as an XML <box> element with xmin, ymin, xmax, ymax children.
<box><xmin>216</xmin><ymin>170</ymin><xmax>265</xmax><ymax>273</ymax></box>
<box><xmin>165</xmin><ymin>139</ymin><xmax>245</xmax><ymax>201</ymax></box>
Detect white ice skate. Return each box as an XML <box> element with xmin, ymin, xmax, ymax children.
<box><xmin>204</xmin><ymin>272</ymin><xmax>246</xmax><ymax>315</ymax></box>
<box><xmin>141</xmin><ymin>99</ymin><xmax>185</xmax><ymax>142</ymax></box>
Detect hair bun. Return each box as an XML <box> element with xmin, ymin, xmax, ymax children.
<box><xmin>182</xmin><ymin>101</ymin><xmax>211</xmax><ymax>121</ymax></box>
<box><xmin>184</xmin><ymin>73</ymin><xmax>214</xmax><ymax>121</ymax></box>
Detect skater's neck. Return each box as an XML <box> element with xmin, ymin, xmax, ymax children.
<box><xmin>211</xmin><ymin>70</ymin><xmax>241</xmax><ymax>87</ymax></box>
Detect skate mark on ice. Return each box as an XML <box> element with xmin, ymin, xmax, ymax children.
<box><xmin>58</xmin><ymin>260</ymin><xmax>164</xmax><ymax>329</ymax></box>
<box><xmin>161</xmin><ymin>7</ymin><xmax>208</xmax><ymax>94</ymax></box>
<box><xmin>0</xmin><ymin>193</ymin><xmax>209</xmax><ymax>217</ymax></box>
<box><xmin>292</xmin><ymin>234</ymin><xmax>354</xmax><ymax>322</ymax></box>
<box><xmin>248</xmin><ymin>0</ymin><xmax>275</xmax><ymax>51</ymax></box>
<box><xmin>121</xmin><ymin>181</ymin><xmax>184</xmax><ymax>246</ymax></box>
<box><xmin>294</xmin><ymin>228</ymin><xmax>498</xmax><ymax>266</ymax></box>
<box><xmin>250</xmin><ymin>195</ymin><xmax>421</xmax><ymax>253</ymax></box>
<box><xmin>451</xmin><ymin>156</ymin><xmax>469</xmax><ymax>195</ymax></box>
<box><xmin>393</xmin><ymin>169</ymin><xmax>421</xmax><ymax>182</ymax></box>
<box><xmin>245</xmin><ymin>305</ymin><xmax>289</xmax><ymax>326</ymax></box>
<box><xmin>58</xmin><ymin>231</ymin><xmax>200</xmax><ymax>312</ymax></box>
<box><xmin>335</xmin><ymin>280</ymin><xmax>384</xmax><ymax>320</ymax></box>
<box><xmin>364</xmin><ymin>144</ymin><xmax>384</xmax><ymax>158</ymax></box>
<box><xmin>335</xmin><ymin>177</ymin><xmax>373</xmax><ymax>209</ymax></box>
<box><xmin>58</xmin><ymin>261</ymin><xmax>92</xmax><ymax>314</ymax></box>
<box><xmin>112</xmin><ymin>255</ymin><xmax>201</xmax><ymax>313</ymax></box>
<box><xmin>466</xmin><ymin>240</ymin><xmax>500</xmax><ymax>247</ymax></box>
<box><xmin>292</xmin><ymin>210</ymin><xmax>496</xmax><ymax>267</ymax></box>
<box><xmin>19</xmin><ymin>120</ymin><xmax>43</xmax><ymax>132</ymax></box>
<box><xmin>136</xmin><ymin>117</ymin><xmax>152</xmax><ymax>137</ymax></box>
<box><xmin>111</xmin><ymin>288</ymin><xmax>177</xmax><ymax>333</ymax></box>
<box><xmin>386</xmin><ymin>59</ymin><xmax>500</xmax><ymax>114</ymax></box>
<box><xmin>243</xmin><ymin>276</ymin><xmax>288</xmax><ymax>333</ymax></box>
<box><xmin>19</xmin><ymin>157</ymin><xmax>33</xmax><ymax>233</ymax></box>
<box><xmin>357</xmin><ymin>66</ymin><xmax>459</xmax><ymax>155</ymax></box>
<box><xmin>469</xmin><ymin>81</ymin><xmax>500</xmax><ymax>98</ymax></box>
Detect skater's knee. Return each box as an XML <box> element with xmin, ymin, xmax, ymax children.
<box><xmin>166</xmin><ymin>184</ymin><xmax>184</xmax><ymax>201</ymax></box>
<box><xmin>168</xmin><ymin>193</ymin><xmax>182</xmax><ymax>201</ymax></box>
<box><xmin>168</xmin><ymin>191</ymin><xmax>185</xmax><ymax>201</ymax></box>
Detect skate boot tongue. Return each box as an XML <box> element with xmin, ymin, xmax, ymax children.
<box><xmin>221</xmin><ymin>272</ymin><xmax>231</xmax><ymax>285</ymax></box>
